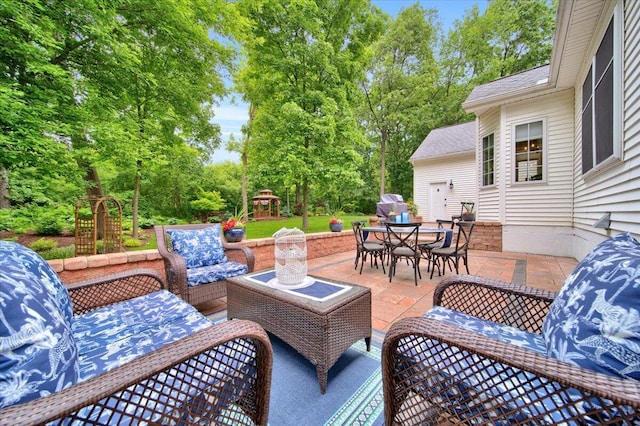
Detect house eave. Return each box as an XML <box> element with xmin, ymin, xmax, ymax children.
<box><xmin>410</xmin><ymin>150</ymin><xmax>475</xmax><ymax>165</ymax></box>
<box><xmin>462</xmin><ymin>83</ymin><xmax>558</xmax><ymax>115</ymax></box>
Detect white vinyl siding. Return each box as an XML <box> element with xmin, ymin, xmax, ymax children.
<box><xmin>478</xmin><ymin>110</ymin><xmax>501</xmax><ymax>222</ymax></box>
<box><xmin>504</xmin><ymin>91</ymin><xmax>574</xmax><ymax>226</ymax></box>
<box><xmin>573</xmin><ymin>0</ymin><xmax>640</xmax><ymax>249</ymax></box>
<box><xmin>412</xmin><ymin>153</ymin><xmax>476</xmax><ymax>221</ymax></box>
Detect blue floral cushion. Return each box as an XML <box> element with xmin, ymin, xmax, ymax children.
<box><xmin>542</xmin><ymin>232</ymin><xmax>640</xmax><ymax>380</ymax></box>
<box><xmin>186</xmin><ymin>261</ymin><xmax>249</xmax><ymax>287</ymax></box>
<box><xmin>166</xmin><ymin>225</ymin><xmax>228</xmax><ymax>269</ymax></box>
<box><xmin>72</xmin><ymin>290</ymin><xmax>211</xmax><ymax>381</ymax></box>
<box><xmin>0</xmin><ymin>241</ymin><xmax>79</xmax><ymax>408</ymax></box>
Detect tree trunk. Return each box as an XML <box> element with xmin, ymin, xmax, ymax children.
<box><xmin>302</xmin><ymin>178</ymin><xmax>309</xmax><ymax>230</ymax></box>
<box><xmin>379</xmin><ymin>128</ymin><xmax>387</xmax><ymax>199</ymax></box>
<box><xmin>132</xmin><ymin>159</ymin><xmax>141</xmax><ymax>239</ymax></box>
<box><xmin>0</xmin><ymin>166</ymin><xmax>10</xmax><ymax>209</ymax></box>
<box><xmin>0</xmin><ymin>166</ymin><xmax>11</xmax><ymax>209</ymax></box>
<box><xmin>241</xmin><ymin>149</ymin><xmax>248</xmax><ymax>222</ymax></box>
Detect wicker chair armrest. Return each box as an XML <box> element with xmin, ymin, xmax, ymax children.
<box><xmin>66</xmin><ymin>268</ymin><xmax>166</xmax><ymax>316</ymax></box>
<box><xmin>382</xmin><ymin>317</ymin><xmax>640</xmax><ymax>425</ymax></box>
<box><xmin>223</xmin><ymin>243</ymin><xmax>255</xmax><ymax>272</ymax></box>
<box><xmin>434</xmin><ymin>275</ymin><xmax>557</xmax><ymax>333</ymax></box>
<box><xmin>1</xmin><ymin>320</ymin><xmax>273</xmax><ymax>426</ymax></box>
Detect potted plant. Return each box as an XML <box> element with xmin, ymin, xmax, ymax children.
<box><xmin>461</xmin><ymin>202</ymin><xmax>475</xmax><ymax>221</ymax></box>
<box><xmin>222</xmin><ymin>207</ymin><xmax>247</xmax><ymax>242</ymax></box>
<box><xmin>406</xmin><ymin>200</ymin><xmax>420</xmax><ymax>221</ymax></box>
<box><xmin>329</xmin><ymin>217</ymin><xmax>343</xmax><ymax>232</ymax></box>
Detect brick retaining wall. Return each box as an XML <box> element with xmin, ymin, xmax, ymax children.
<box><xmin>50</xmin><ymin>223</ymin><xmax>501</xmax><ymax>284</ymax></box>
<box><xmin>51</xmin><ymin>230</ymin><xmax>355</xmax><ymax>284</ymax></box>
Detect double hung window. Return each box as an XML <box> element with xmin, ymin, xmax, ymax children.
<box><xmin>580</xmin><ymin>6</ymin><xmax>621</xmax><ymax>175</ymax></box>
<box><xmin>482</xmin><ymin>133</ymin><xmax>494</xmax><ymax>187</ymax></box>
<box><xmin>514</xmin><ymin>121</ymin><xmax>544</xmax><ymax>183</ymax></box>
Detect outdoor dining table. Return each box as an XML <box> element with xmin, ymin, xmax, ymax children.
<box><xmin>361</xmin><ymin>225</ymin><xmax>454</xmax><ymax>249</ymax></box>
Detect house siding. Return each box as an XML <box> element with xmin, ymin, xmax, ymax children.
<box><xmin>412</xmin><ymin>153</ymin><xmax>476</xmax><ymax>221</ymax></box>
<box><xmin>477</xmin><ymin>110</ymin><xmax>501</xmax><ymax>222</ymax></box>
<box><xmin>571</xmin><ymin>0</ymin><xmax>640</xmax><ymax>259</ymax></box>
<box><xmin>498</xmin><ymin>91</ymin><xmax>575</xmax><ymax>255</ymax></box>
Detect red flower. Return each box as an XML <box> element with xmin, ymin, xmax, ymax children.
<box><xmin>329</xmin><ymin>218</ymin><xmax>343</xmax><ymax>224</ymax></box>
<box><xmin>222</xmin><ymin>218</ymin><xmax>237</xmax><ymax>232</ymax></box>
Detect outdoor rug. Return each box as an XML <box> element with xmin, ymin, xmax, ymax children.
<box><xmin>208</xmin><ymin>310</ymin><xmax>385</xmax><ymax>426</ymax></box>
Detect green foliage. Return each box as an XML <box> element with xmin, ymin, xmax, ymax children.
<box><xmin>138</xmin><ymin>218</ymin><xmax>156</xmax><ymax>229</ymax></box>
<box><xmin>238</xmin><ymin>0</ymin><xmax>385</xmax><ymax>226</ymax></box>
<box><xmin>190</xmin><ymin>191</ymin><xmax>226</xmax><ymax>217</ymax></box>
<box><xmin>34</xmin><ymin>214</ymin><xmax>64</xmax><ymax>236</ymax></box>
<box><xmin>123</xmin><ymin>238</ymin><xmax>143</xmax><ymax>248</ymax></box>
<box><xmin>29</xmin><ymin>238</ymin><xmax>58</xmax><ymax>252</ymax></box>
<box><xmin>39</xmin><ymin>246</ymin><xmax>75</xmax><ymax>261</ymax></box>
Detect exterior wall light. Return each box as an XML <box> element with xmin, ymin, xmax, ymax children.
<box><xmin>448</xmin><ymin>179</ymin><xmax>454</xmax><ymax>189</ymax></box>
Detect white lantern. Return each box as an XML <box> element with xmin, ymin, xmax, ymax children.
<box><xmin>273</xmin><ymin>227</ymin><xmax>308</xmax><ymax>285</ymax></box>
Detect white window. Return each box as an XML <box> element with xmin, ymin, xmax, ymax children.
<box><xmin>580</xmin><ymin>4</ymin><xmax>622</xmax><ymax>175</ymax></box>
<box><xmin>514</xmin><ymin>121</ymin><xmax>544</xmax><ymax>183</ymax></box>
<box><xmin>482</xmin><ymin>133</ymin><xmax>494</xmax><ymax>187</ymax></box>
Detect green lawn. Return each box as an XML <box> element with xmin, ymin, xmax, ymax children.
<box><xmin>243</xmin><ymin>215</ymin><xmax>371</xmax><ymax>239</ymax></box>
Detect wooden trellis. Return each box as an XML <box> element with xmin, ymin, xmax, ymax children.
<box><xmin>75</xmin><ymin>196</ymin><xmax>123</xmax><ymax>256</ymax></box>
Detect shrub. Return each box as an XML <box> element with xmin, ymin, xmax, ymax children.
<box><xmin>30</xmin><ymin>238</ymin><xmax>58</xmax><ymax>252</ymax></box>
<box><xmin>138</xmin><ymin>217</ymin><xmax>156</xmax><ymax>229</ymax></box>
<box><xmin>123</xmin><ymin>238</ymin><xmax>143</xmax><ymax>248</ymax></box>
<box><xmin>34</xmin><ymin>213</ymin><xmax>64</xmax><ymax>235</ymax></box>
<box><xmin>39</xmin><ymin>246</ymin><xmax>75</xmax><ymax>260</ymax></box>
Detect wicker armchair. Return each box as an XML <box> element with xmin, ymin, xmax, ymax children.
<box><xmin>155</xmin><ymin>223</ymin><xmax>255</xmax><ymax>305</ymax></box>
<box><xmin>382</xmin><ymin>274</ymin><xmax>640</xmax><ymax>425</ymax></box>
<box><xmin>0</xmin><ymin>263</ymin><xmax>272</xmax><ymax>426</ymax></box>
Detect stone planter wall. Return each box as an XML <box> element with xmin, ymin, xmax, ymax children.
<box><xmin>50</xmin><ymin>230</ymin><xmax>355</xmax><ymax>284</ymax></box>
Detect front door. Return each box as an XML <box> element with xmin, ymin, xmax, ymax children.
<box><xmin>429</xmin><ymin>182</ymin><xmax>448</xmax><ymax>221</ymax></box>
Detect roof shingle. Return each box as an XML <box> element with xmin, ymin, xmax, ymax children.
<box><xmin>410</xmin><ymin>121</ymin><xmax>476</xmax><ymax>161</ymax></box>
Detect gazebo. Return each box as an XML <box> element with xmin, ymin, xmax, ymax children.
<box><xmin>252</xmin><ymin>189</ymin><xmax>281</xmax><ymax>219</ymax></box>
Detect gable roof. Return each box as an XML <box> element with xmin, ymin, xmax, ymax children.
<box><xmin>462</xmin><ymin>1</ymin><xmax>609</xmax><ymax>115</ymax></box>
<box><xmin>410</xmin><ymin>121</ymin><xmax>476</xmax><ymax>162</ymax></box>
<box><xmin>464</xmin><ymin>65</ymin><xmax>551</xmax><ymax>107</ymax></box>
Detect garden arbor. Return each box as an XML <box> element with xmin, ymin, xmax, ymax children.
<box><xmin>75</xmin><ymin>196</ymin><xmax>122</xmax><ymax>256</ymax></box>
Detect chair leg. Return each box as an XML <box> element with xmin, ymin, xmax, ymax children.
<box><xmin>388</xmin><ymin>256</ymin><xmax>396</xmax><ymax>282</ymax></box>
<box><xmin>430</xmin><ymin>256</ymin><xmax>439</xmax><ymax>279</ymax></box>
<box><xmin>464</xmin><ymin>254</ymin><xmax>470</xmax><ymax>274</ymax></box>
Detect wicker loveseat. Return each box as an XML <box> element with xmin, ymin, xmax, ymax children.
<box><xmin>382</xmin><ymin>232</ymin><xmax>640</xmax><ymax>425</ymax></box>
<box><xmin>155</xmin><ymin>223</ymin><xmax>255</xmax><ymax>306</ymax></box>
<box><xmin>0</xmin><ymin>241</ymin><xmax>272</xmax><ymax>425</ymax></box>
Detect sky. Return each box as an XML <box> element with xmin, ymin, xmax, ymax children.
<box><xmin>209</xmin><ymin>0</ymin><xmax>484</xmax><ymax>163</ymax></box>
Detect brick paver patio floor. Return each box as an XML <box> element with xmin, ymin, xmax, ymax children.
<box><xmin>201</xmin><ymin>248</ymin><xmax>578</xmax><ymax>332</ymax></box>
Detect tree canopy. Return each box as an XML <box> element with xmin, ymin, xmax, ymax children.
<box><xmin>1</xmin><ymin>0</ymin><xmax>557</xmax><ymax>229</ymax></box>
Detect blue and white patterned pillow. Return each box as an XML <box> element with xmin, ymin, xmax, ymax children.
<box><xmin>166</xmin><ymin>225</ymin><xmax>228</xmax><ymax>269</ymax></box>
<box><xmin>542</xmin><ymin>232</ymin><xmax>640</xmax><ymax>380</ymax></box>
<box><xmin>0</xmin><ymin>241</ymin><xmax>79</xmax><ymax>408</ymax></box>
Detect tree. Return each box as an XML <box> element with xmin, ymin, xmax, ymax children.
<box><xmin>360</xmin><ymin>4</ymin><xmax>440</xmax><ymax>199</ymax></box>
<box><xmin>0</xmin><ymin>0</ymin><xmax>86</xmax><ymax>208</ymax></box>
<box><xmin>84</xmin><ymin>0</ymin><xmax>238</xmax><ymax>237</ymax></box>
<box><xmin>237</xmin><ymin>0</ymin><xmax>385</xmax><ymax>228</ymax></box>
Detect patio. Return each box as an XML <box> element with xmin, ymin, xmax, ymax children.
<box><xmin>199</xmin><ymin>248</ymin><xmax>578</xmax><ymax>332</ymax></box>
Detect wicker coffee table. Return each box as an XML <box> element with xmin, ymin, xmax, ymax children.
<box><xmin>227</xmin><ymin>270</ymin><xmax>372</xmax><ymax>394</ymax></box>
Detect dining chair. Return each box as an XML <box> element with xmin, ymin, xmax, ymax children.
<box><xmin>430</xmin><ymin>221</ymin><xmax>475</xmax><ymax>279</ymax></box>
<box><xmin>419</xmin><ymin>219</ymin><xmax>455</xmax><ymax>272</ymax></box>
<box><xmin>385</xmin><ymin>222</ymin><xmax>422</xmax><ymax>286</ymax></box>
<box><xmin>352</xmin><ymin>221</ymin><xmax>386</xmax><ymax>274</ymax></box>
